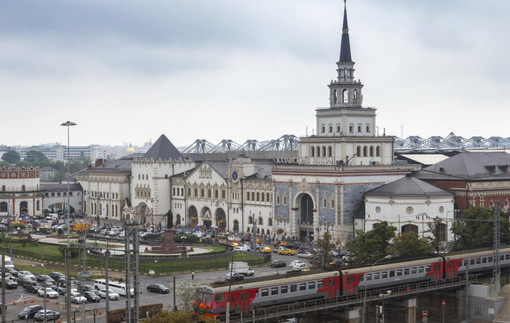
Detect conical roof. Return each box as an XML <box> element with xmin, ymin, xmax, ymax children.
<box><xmin>143</xmin><ymin>134</ymin><xmax>183</xmax><ymax>160</ymax></box>
<box><xmin>339</xmin><ymin>1</ymin><xmax>353</xmax><ymax>63</ymax></box>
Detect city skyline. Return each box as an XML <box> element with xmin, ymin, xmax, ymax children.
<box><xmin>1</xmin><ymin>0</ymin><xmax>508</xmax><ymax>147</ymax></box>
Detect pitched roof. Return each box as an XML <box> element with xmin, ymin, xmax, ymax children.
<box><xmin>415</xmin><ymin>151</ymin><xmax>510</xmax><ymax>181</ymax></box>
<box><xmin>144</xmin><ymin>134</ymin><xmax>184</xmax><ymax>161</ymax></box>
<box><xmin>365</xmin><ymin>175</ymin><xmax>452</xmax><ymax>198</ymax></box>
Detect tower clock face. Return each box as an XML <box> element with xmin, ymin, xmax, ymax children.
<box><xmin>231</xmin><ymin>170</ymin><xmax>239</xmax><ymax>183</ymax></box>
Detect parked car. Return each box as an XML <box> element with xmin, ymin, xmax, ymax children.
<box><xmin>99</xmin><ymin>289</ymin><xmax>120</xmax><ymax>300</ymax></box>
<box><xmin>0</xmin><ymin>277</ymin><xmax>18</xmax><ymax>289</ymax></box>
<box><xmin>49</xmin><ymin>271</ymin><xmax>65</xmax><ymax>282</ymax></box>
<box><xmin>34</xmin><ymin>309</ymin><xmax>60</xmax><ymax>321</ymax></box>
<box><xmin>18</xmin><ymin>305</ymin><xmax>43</xmax><ymax>319</ymax></box>
<box><xmin>270</xmin><ymin>260</ymin><xmax>286</xmax><ymax>268</ymax></box>
<box><xmin>225</xmin><ymin>272</ymin><xmax>244</xmax><ymax>282</ymax></box>
<box><xmin>146</xmin><ymin>283</ymin><xmax>170</xmax><ymax>294</ymax></box>
<box><xmin>37</xmin><ymin>287</ymin><xmax>58</xmax><ymax>299</ymax></box>
<box><xmin>6</xmin><ymin>267</ymin><xmax>18</xmax><ymax>277</ymax></box>
<box><xmin>80</xmin><ymin>284</ymin><xmax>95</xmax><ymax>292</ymax></box>
<box><xmin>297</xmin><ymin>251</ymin><xmax>313</xmax><ymax>258</ymax></box>
<box><xmin>18</xmin><ymin>271</ymin><xmax>36</xmax><ymax>280</ymax></box>
<box><xmin>23</xmin><ymin>281</ymin><xmax>43</xmax><ymax>294</ymax></box>
<box><xmin>36</xmin><ymin>275</ymin><xmax>55</xmax><ymax>284</ymax></box>
<box><xmin>83</xmin><ymin>290</ymin><xmax>101</xmax><ymax>303</ymax></box>
<box><xmin>71</xmin><ymin>292</ymin><xmax>88</xmax><ymax>304</ymax></box>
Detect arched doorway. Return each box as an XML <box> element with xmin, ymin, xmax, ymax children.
<box><xmin>136</xmin><ymin>203</ymin><xmax>148</xmax><ymax>225</ymax></box>
<box><xmin>189</xmin><ymin>206</ymin><xmax>198</xmax><ymax>228</ymax></box>
<box><xmin>298</xmin><ymin>194</ymin><xmax>314</xmax><ymax>240</ymax></box>
<box><xmin>215</xmin><ymin>209</ymin><xmax>226</xmax><ymax>232</ymax></box>
<box><xmin>201</xmin><ymin>207</ymin><xmax>212</xmax><ymax>229</ymax></box>
<box><xmin>176</xmin><ymin>214</ymin><xmax>181</xmax><ymax>226</ymax></box>
<box><xmin>233</xmin><ymin>220</ymin><xmax>239</xmax><ymax>233</ymax></box>
<box><xmin>19</xmin><ymin>201</ymin><xmax>28</xmax><ymax>215</ymax></box>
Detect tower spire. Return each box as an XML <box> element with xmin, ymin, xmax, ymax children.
<box><xmin>339</xmin><ymin>0</ymin><xmax>352</xmax><ymax>63</ymax></box>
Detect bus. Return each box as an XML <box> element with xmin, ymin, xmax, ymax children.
<box><xmin>94</xmin><ymin>279</ymin><xmax>134</xmax><ymax>297</ymax></box>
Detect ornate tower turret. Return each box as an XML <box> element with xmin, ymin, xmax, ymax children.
<box><xmin>328</xmin><ymin>0</ymin><xmax>363</xmax><ymax>108</ymax></box>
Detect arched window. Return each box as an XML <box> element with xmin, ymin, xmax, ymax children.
<box><xmin>233</xmin><ymin>220</ymin><xmax>239</xmax><ymax>232</ymax></box>
<box><xmin>268</xmin><ymin>218</ymin><xmax>273</xmax><ymax>226</ymax></box>
<box><xmin>353</xmin><ymin>89</ymin><xmax>358</xmax><ymax>103</ymax></box>
<box><xmin>333</xmin><ymin>89</ymin><xmax>337</xmax><ymax>104</ymax></box>
<box><xmin>322</xmin><ymin>146</ymin><xmax>326</xmax><ymax>157</ymax></box>
<box><xmin>356</xmin><ymin>146</ymin><xmax>361</xmax><ymax>157</ymax></box>
<box><xmin>328</xmin><ymin>146</ymin><xmax>332</xmax><ymax>157</ymax></box>
<box><xmin>258</xmin><ymin>217</ymin><xmax>263</xmax><ymax>225</ymax></box>
<box><xmin>342</xmin><ymin>89</ymin><xmax>348</xmax><ymax>103</ymax></box>
<box><xmin>370</xmin><ymin>146</ymin><xmax>374</xmax><ymax>157</ymax></box>
<box><xmin>363</xmin><ymin>146</ymin><xmax>368</xmax><ymax>157</ymax></box>
<box><xmin>376</xmin><ymin>146</ymin><xmax>381</xmax><ymax>157</ymax></box>
<box><xmin>248</xmin><ymin>216</ymin><xmax>253</xmax><ymax>224</ymax></box>
<box><xmin>311</xmin><ymin>146</ymin><xmax>315</xmax><ymax>157</ymax></box>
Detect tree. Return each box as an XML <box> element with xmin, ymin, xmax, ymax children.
<box><xmin>428</xmin><ymin>217</ymin><xmax>444</xmax><ymax>253</ymax></box>
<box><xmin>315</xmin><ymin>230</ymin><xmax>334</xmax><ymax>268</ymax></box>
<box><xmin>1</xmin><ymin>150</ymin><xmax>20</xmax><ymax>164</ymax></box>
<box><xmin>346</xmin><ymin>221</ymin><xmax>396</xmax><ymax>265</ymax></box>
<box><xmin>451</xmin><ymin>207</ymin><xmax>510</xmax><ymax>251</ymax></box>
<box><xmin>25</xmin><ymin>150</ymin><xmax>50</xmax><ymax>166</ymax></box>
<box><xmin>390</xmin><ymin>232</ymin><xmax>433</xmax><ymax>257</ymax></box>
<box><xmin>177</xmin><ymin>281</ymin><xmax>199</xmax><ymax>312</ymax></box>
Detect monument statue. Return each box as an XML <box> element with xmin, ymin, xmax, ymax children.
<box><xmin>166</xmin><ymin>210</ymin><xmax>173</xmax><ymax>229</ymax></box>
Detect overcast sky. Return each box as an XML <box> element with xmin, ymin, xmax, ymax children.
<box><xmin>1</xmin><ymin>0</ymin><xmax>508</xmax><ymax>147</ymax></box>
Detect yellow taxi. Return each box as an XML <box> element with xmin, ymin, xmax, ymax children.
<box><xmin>260</xmin><ymin>246</ymin><xmax>272</xmax><ymax>253</ymax></box>
<box><xmin>277</xmin><ymin>248</ymin><xmax>296</xmax><ymax>255</ymax></box>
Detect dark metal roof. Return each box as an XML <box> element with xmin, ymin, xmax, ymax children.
<box><xmin>415</xmin><ymin>151</ymin><xmax>510</xmax><ymax>181</ymax></box>
<box><xmin>143</xmin><ymin>134</ymin><xmax>184</xmax><ymax>161</ymax></box>
<box><xmin>339</xmin><ymin>3</ymin><xmax>353</xmax><ymax>63</ymax></box>
<box><xmin>41</xmin><ymin>183</ymin><xmax>82</xmax><ymax>192</ymax></box>
<box><xmin>365</xmin><ymin>175</ymin><xmax>453</xmax><ymax>198</ymax></box>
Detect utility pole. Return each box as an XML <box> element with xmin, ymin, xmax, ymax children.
<box><xmin>493</xmin><ymin>201</ymin><xmax>501</xmax><ymax>293</ymax></box>
<box><xmin>125</xmin><ymin>223</ymin><xmax>131</xmax><ymax>323</ymax></box>
<box><xmin>2</xmin><ymin>251</ymin><xmax>6</xmax><ymax>323</ymax></box>
<box><xmin>134</xmin><ymin>229</ymin><xmax>140</xmax><ymax>322</ymax></box>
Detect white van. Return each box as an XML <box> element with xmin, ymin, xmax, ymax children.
<box><xmin>1</xmin><ymin>256</ymin><xmax>15</xmax><ymax>269</ymax></box>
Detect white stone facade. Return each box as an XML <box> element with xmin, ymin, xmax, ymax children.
<box><xmin>362</xmin><ymin>195</ymin><xmax>455</xmax><ymax>244</ymax></box>
<box><xmin>0</xmin><ymin>167</ymin><xmax>44</xmax><ymax>218</ymax></box>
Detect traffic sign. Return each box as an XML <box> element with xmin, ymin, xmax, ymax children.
<box><xmin>422</xmin><ymin>310</ymin><xmax>428</xmax><ymax>317</ymax></box>
<box><xmin>441</xmin><ymin>300</ymin><xmax>446</xmax><ymax>307</ymax></box>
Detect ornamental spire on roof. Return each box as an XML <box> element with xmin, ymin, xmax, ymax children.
<box><xmin>339</xmin><ymin>0</ymin><xmax>352</xmax><ymax>63</ymax></box>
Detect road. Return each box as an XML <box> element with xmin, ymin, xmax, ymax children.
<box><xmin>3</xmin><ymin>252</ymin><xmax>310</xmax><ymax>321</ymax></box>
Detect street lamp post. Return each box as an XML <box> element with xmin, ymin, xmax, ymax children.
<box><xmin>61</xmin><ymin>120</ymin><xmax>76</xmax><ymax>323</ymax></box>
<box><xmin>362</xmin><ymin>255</ymin><xmax>393</xmax><ymax>323</ymax></box>
<box><xmin>379</xmin><ymin>290</ymin><xmax>391</xmax><ymax>323</ymax></box>
<box><xmin>41</xmin><ymin>264</ymin><xmax>47</xmax><ymax>321</ymax></box>
<box><xmin>105</xmin><ymin>235</ymin><xmax>111</xmax><ymax>312</ymax></box>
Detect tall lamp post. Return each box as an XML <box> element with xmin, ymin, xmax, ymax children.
<box><xmin>362</xmin><ymin>255</ymin><xmax>393</xmax><ymax>323</ymax></box>
<box><xmin>105</xmin><ymin>235</ymin><xmax>111</xmax><ymax>312</ymax></box>
<box><xmin>41</xmin><ymin>264</ymin><xmax>47</xmax><ymax>321</ymax></box>
<box><xmin>61</xmin><ymin>120</ymin><xmax>76</xmax><ymax>323</ymax></box>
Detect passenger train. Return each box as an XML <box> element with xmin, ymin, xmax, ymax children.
<box><xmin>195</xmin><ymin>247</ymin><xmax>510</xmax><ymax>318</ymax></box>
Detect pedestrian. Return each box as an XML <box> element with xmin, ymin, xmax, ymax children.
<box><xmin>192</xmin><ymin>271</ymin><xmax>195</xmax><ymax>280</ymax></box>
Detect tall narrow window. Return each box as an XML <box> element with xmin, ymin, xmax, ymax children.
<box><xmin>353</xmin><ymin>89</ymin><xmax>358</xmax><ymax>103</ymax></box>
<box><xmin>333</xmin><ymin>89</ymin><xmax>337</xmax><ymax>103</ymax></box>
<box><xmin>342</xmin><ymin>89</ymin><xmax>348</xmax><ymax>103</ymax></box>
